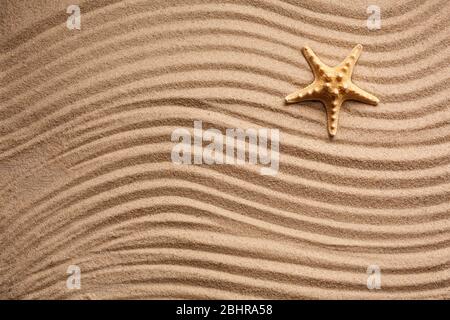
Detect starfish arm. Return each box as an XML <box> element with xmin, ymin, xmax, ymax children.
<box><xmin>338</xmin><ymin>44</ymin><xmax>363</xmax><ymax>76</ymax></box>
<box><xmin>325</xmin><ymin>99</ymin><xmax>343</xmax><ymax>137</ymax></box>
<box><xmin>285</xmin><ymin>83</ymin><xmax>320</xmax><ymax>103</ymax></box>
<box><xmin>346</xmin><ymin>83</ymin><xmax>380</xmax><ymax>105</ymax></box>
<box><xmin>302</xmin><ymin>46</ymin><xmax>327</xmax><ymax>78</ymax></box>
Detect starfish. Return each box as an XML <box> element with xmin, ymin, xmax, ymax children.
<box><xmin>285</xmin><ymin>44</ymin><xmax>379</xmax><ymax>137</ymax></box>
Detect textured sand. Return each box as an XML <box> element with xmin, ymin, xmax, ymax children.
<box><xmin>0</xmin><ymin>0</ymin><xmax>449</xmax><ymax>299</ymax></box>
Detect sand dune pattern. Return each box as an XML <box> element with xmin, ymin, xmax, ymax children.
<box><xmin>0</xmin><ymin>0</ymin><xmax>449</xmax><ymax>299</ymax></box>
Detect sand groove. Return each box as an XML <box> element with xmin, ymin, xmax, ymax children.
<box><xmin>0</xmin><ymin>0</ymin><xmax>449</xmax><ymax>299</ymax></box>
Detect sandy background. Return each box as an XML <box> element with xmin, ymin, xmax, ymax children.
<box><xmin>0</xmin><ymin>0</ymin><xmax>449</xmax><ymax>299</ymax></box>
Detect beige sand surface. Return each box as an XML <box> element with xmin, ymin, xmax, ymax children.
<box><xmin>0</xmin><ymin>0</ymin><xmax>449</xmax><ymax>299</ymax></box>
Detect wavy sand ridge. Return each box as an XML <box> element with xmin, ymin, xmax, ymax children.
<box><xmin>0</xmin><ymin>0</ymin><xmax>449</xmax><ymax>299</ymax></box>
